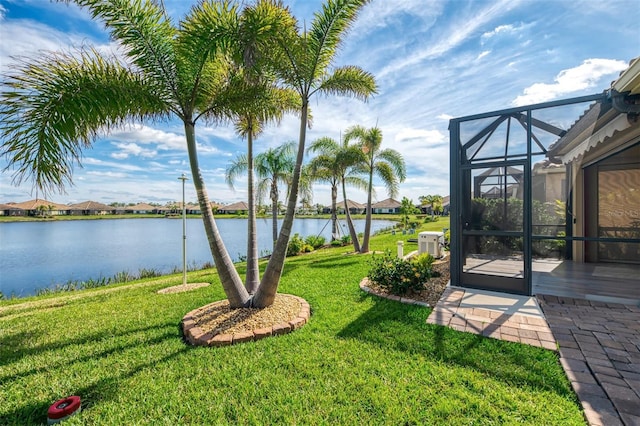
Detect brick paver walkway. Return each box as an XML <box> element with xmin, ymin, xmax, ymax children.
<box><xmin>426</xmin><ymin>287</ymin><xmax>556</xmax><ymax>350</ymax></box>
<box><xmin>538</xmin><ymin>295</ymin><xmax>640</xmax><ymax>426</ymax></box>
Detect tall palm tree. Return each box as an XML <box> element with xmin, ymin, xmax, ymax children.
<box><xmin>224</xmin><ymin>87</ymin><xmax>297</xmax><ymax>293</ymax></box>
<box><xmin>307</xmin><ymin>136</ymin><xmax>367</xmax><ymax>249</ymax></box>
<box><xmin>344</xmin><ymin>125</ymin><xmax>406</xmax><ymax>253</ymax></box>
<box><xmin>0</xmin><ymin>0</ymin><xmax>295</xmax><ymax>308</ymax></box>
<box><xmin>226</xmin><ymin>141</ymin><xmax>296</xmax><ymax>249</ymax></box>
<box><xmin>252</xmin><ymin>0</ymin><xmax>377</xmax><ymax>307</ymax></box>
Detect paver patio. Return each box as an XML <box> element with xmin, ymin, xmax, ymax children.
<box><xmin>428</xmin><ymin>286</ymin><xmax>640</xmax><ymax>426</ymax></box>
<box><xmin>538</xmin><ymin>295</ymin><xmax>640</xmax><ymax>426</ymax></box>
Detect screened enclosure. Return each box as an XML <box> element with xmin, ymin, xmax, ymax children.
<box><xmin>449</xmin><ymin>93</ymin><xmax>640</xmax><ymax>296</ymax></box>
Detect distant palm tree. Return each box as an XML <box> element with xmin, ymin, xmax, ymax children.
<box><xmin>420</xmin><ymin>194</ymin><xmax>443</xmax><ymax>219</ymax></box>
<box><xmin>344</xmin><ymin>125</ymin><xmax>406</xmax><ymax>253</ymax></box>
<box><xmin>227</xmin><ymin>142</ymin><xmax>296</xmax><ymax>248</ymax></box>
<box><xmin>307</xmin><ymin>136</ymin><xmax>367</xmax><ymax>250</ymax></box>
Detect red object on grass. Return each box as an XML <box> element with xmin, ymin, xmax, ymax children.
<box><xmin>47</xmin><ymin>396</ymin><xmax>81</xmax><ymax>420</ymax></box>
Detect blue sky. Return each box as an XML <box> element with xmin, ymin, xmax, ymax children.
<box><xmin>0</xmin><ymin>0</ymin><xmax>638</xmax><ymax>206</ymax></box>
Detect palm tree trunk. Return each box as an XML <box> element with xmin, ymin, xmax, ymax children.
<box><xmin>271</xmin><ymin>183</ymin><xmax>278</xmax><ymax>247</ymax></box>
<box><xmin>245</xmin><ymin>129</ymin><xmax>259</xmax><ymax>294</ymax></box>
<box><xmin>253</xmin><ymin>99</ymin><xmax>309</xmax><ymax>308</ymax></box>
<box><xmin>331</xmin><ymin>184</ymin><xmax>338</xmax><ymax>240</ymax></box>
<box><xmin>184</xmin><ymin>121</ymin><xmax>250</xmax><ymax>308</ymax></box>
<box><xmin>360</xmin><ymin>167</ymin><xmax>374</xmax><ymax>253</ymax></box>
<box><xmin>342</xmin><ymin>179</ymin><xmax>361</xmax><ymax>252</ymax></box>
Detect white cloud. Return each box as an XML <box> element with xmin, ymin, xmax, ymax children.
<box><xmin>482</xmin><ymin>24</ymin><xmax>516</xmax><ymax>40</ymax></box>
<box><xmin>477</xmin><ymin>50</ymin><xmax>491</xmax><ymax>60</ymax></box>
<box><xmin>0</xmin><ymin>4</ymin><xmax>6</xmax><ymax>20</ymax></box>
<box><xmin>377</xmin><ymin>0</ymin><xmax>520</xmax><ymax>79</ymax></box>
<box><xmin>437</xmin><ymin>114</ymin><xmax>454</xmax><ymax>121</ymax></box>
<box><xmin>86</xmin><ymin>171</ymin><xmax>129</xmax><ymax>179</ymax></box>
<box><xmin>512</xmin><ymin>58</ymin><xmax>628</xmax><ymax>106</ymax></box>
<box><xmin>110</xmin><ymin>142</ymin><xmax>157</xmax><ymax>159</ymax></box>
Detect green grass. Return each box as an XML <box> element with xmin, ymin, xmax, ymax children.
<box><xmin>0</xmin><ymin>217</ymin><xmax>585</xmax><ymax>425</ymax></box>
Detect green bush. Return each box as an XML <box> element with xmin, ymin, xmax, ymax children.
<box><xmin>341</xmin><ymin>235</ymin><xmax>351</xmax><ymax>245</ymax></box>
<box><xmin>305</xmin><ymin>235</ymin><xmax>326</xmax><ymax>249</ymax></box>
<box><xmin>287</xmin><ymin>233</ymin><xmax>305</xmax><ymax>257</ymax></box>
<box><xmin>286</xmin><ymin>234</ymin><xmax>314</xmax><ymax>256</ymax></box>
<box><xmin>367</xmin><ymin>250</ymin><xmax>435</xmax><ymax>296</ymax></box>
<box><xmin>330</xmin><ymin>239</ymin><xmax>343</xmax><ymax>247</ymax></box>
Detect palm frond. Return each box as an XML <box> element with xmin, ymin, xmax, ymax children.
<box><xmin>73</xmin><ymin>0</ymin><xmax>180</xmax><ymax>102</ymax></box>
<box><xmin>1</xmin><ymin>49</ymin><xmax>169</xmax><ymax>194</ymax></box>
<box><xmin>307</xmin><ymin>0</ymin><xmax>369</xmax><ymax>80</ymax></box>
<box><xmin>313</xmin><ymin>65</ymin><xmax>377</xmax><ymax>100</ymax></box>
<box><xmin>225</xmin><ymin>153</ymin><xmax>248</xmax><ymax>189</ymax></box>
<box><xmin>378</xmin><ymin>148</ymin><xmax>407</xmax><ymax>182</ymax></box>
<box><xmin>374</xmin><ymin>161</ymin><xmax>399</xmax><ymax>199</ymax></box>
<box><xmin>307</xmin><ymin>136</ymin><xmax>339</xmax><ymax>155</ymax></box>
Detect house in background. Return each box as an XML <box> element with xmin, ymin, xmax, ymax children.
<box><xmin>68</xmin><ymin>201</ymin><xmax>114</xmax><ymax>215</ymax></box>
<box><xmin>449</xmin><ymin>57</ymin><xmax>640</xmax><ymax>303</ymax></box>
<box><xmin>10</xmin><ymin>199</ymin><xmax>69</xmax><ymax>217</ymax></box>
<box><xmin>371</xmin><ymin>198</ymin><xmax>401</xmax><ymax>214</ymax></box>
<box><xmin>219</xmin><ymin>201</ymin><xmax>249</xmax><ymax>214</ymax></box>
<box><xmin>337</xmin><ymin>199</ymin><xmax>365</xmax><ymax>214</ymax></box>
<box><xmin>126</xmin><ymin>203</ymin><xmax>158</xmax><ymax>214</ymax></box>
<box><xmin>0</xmin><ymin>203</ymin><xmax>25</xmax><ymax>216</ymax></box>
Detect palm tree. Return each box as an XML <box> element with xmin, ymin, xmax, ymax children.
<box><xmin>344</xmin><ymin>125</ymin><xmax>406</xmax><ymax>253</ymax></box>
<box><xmin>307</xmin><ymin>136</ymin><xmax>367</xmax><ymax>250</ymax></box>
<box><xmin>252</xmin><ymin>0</ymin><xmax>377</xmax><ymax>307</ymax></box>
<box><xmin>420</xmin><ymin>194</ymin><xmax>443</xmax><ymax>219</ymax></box>
<box><xmin>226</xmin><ymin>141</ymin><xmax>296</xmax><ymax>249</ymax></box>
<box><xmin>224</xmin><ymin>90</ymin><xmax>297</xmax><ymax>293</ymax></box>
<box><xmin>0</xmin><ymin>0</ymin><xmax>297</xmax><ymax>308</ymax></box>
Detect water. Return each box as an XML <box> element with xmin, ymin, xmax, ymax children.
<box><xmin>0</xmin><ymin>217</ymin><xmax>394</xmax><ymax>297</ymax></box>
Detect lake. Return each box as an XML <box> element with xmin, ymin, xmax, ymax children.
<box><xmin>0</xmin><ymin>217</ymin><xmax>395</xmax><ymax>297</ymax></box>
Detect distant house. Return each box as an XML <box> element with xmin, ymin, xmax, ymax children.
<box><xmin>337</xmin><ymin>199</ymin><xmax>365</xmax><ymax>214</ymax></box>
<box><xmin>68</xmin><ymin>201</ymin><xmax>114</xmax><ymax>215</ymax></box>
<box><xmin>371</xmin><ymin>198</ymin><xmax>401</xmax><ymax>214</ymax></box>
<box><xmin>125</xmin><ymin>203</ymin><xmax>158</xmax><ymax>214</ymax></box>
<box><xmin>218</xmin><ymin>201</ymin><xmax>249</xmax><ymax>214</ymax></box>
<box><xmin>0</xmin><ymin>203</ymin><xmax>25</xmax><ymax>216</ymax></box>
<box><xmin>11</xmin><ymin>199</ymin><xmax>69</xmax><ymax>216</ymax></box>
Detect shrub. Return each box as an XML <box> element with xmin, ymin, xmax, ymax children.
<box><xmin>305</xmin><ymin>235</ymin><xmax>326</xmax><ymax>249</ymax></box>
<box><xmin>287</xmin><ymin>233</ymin><xmax>309</xmax><ymax>257</ymax></box>
<box><xmin>367</xmin><ymin>250</ymin><xmax>434</xmax><ymax>296</ymax></box>
<box><xmin>341</xmin><ymin>235</ymin><xmax>351</xmax><ymax>245</ymax></box>
<box><xmin>330</xmin><ymin>239</ymin><xmax>343</xmax><ymax>247</ymax></box>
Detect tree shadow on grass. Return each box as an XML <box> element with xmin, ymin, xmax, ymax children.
<box><xmin>0</xmin><ymin>321</ymin><xmax>177</xmax><ymax>368</ymax></box>
<box><xmin>0</xmin><ymin>343</ymin><xmax>191</xmax><ymax>425</ymax></box>
<box><xmin>0</xmin><ymin>322</ymin><xmax>179</xmax><ymax>383</ymax></box>
<box><xmin>337</xmin><ymin>293</ymin><xmax>574</xmax><ymax>397</ymax></box>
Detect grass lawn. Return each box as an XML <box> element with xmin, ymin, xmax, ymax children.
<box><xmin>0</xmin><ymin>218</ymin><xmax>585</xmax><ymax>425</ymax></box>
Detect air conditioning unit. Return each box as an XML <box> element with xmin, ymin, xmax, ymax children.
<box><xmin>418</xmin><ymin>231</ymin><xmax>444</xmax><ymax>258</ymax></box>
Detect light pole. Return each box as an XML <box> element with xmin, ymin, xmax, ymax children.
<box><xmin>178</xmin><ymin>173</ymin><xmax>189</xmax><ymax>286</ymax></box>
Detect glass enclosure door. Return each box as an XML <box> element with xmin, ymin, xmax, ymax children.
<box><xmin>460</xmin><ymin>162</ymin><xmax>530</xmax><ymax>294</ymax></box>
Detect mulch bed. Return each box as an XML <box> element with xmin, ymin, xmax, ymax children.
<box><xmin>363</xmin><ymin>256</ymin><xmax>450</xmax><ymax>307</ymax></box>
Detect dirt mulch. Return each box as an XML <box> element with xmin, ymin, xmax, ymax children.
<box><xmin>190</xmin><ymin>294</ymin><xmax>302</xmax><ymax>336</ymax></box>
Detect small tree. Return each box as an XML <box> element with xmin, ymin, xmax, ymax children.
<box><xmin>399</xmin><ymin>197</ymin><xmax>419</xmax><ymax>229</ymax></box>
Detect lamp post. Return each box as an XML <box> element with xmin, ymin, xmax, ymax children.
<box><xmin>178</xmin><ymin>173</ymin><xmax>189</xmax><ymax>286</ymax></box>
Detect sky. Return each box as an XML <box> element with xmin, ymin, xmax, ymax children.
<box><xmin>0</xmin><ymin>0</ymin><xmax>638</xmax><ymax>207</ymax></box>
